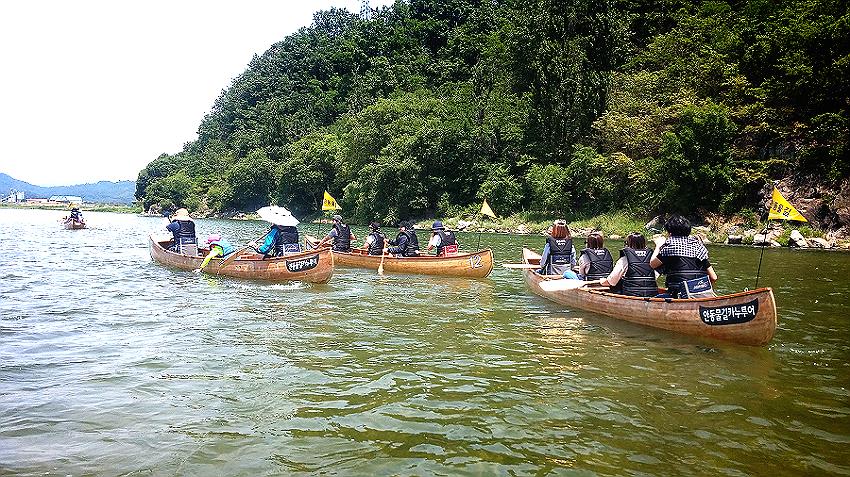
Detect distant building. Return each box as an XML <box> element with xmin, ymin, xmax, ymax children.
<box><xmin>48</xmin><ymin>195</ymin><xmax>83</xmax><ymax>204</ymax></box>
<box><xmin>4</xmin><ymin>190</ymin><xmax>26</xmax><ymax>202</ymax></box>
<box><xmin>26</xmin><ymin>198</ymin><xmax>48</xmax><ymax>204</ymax></box>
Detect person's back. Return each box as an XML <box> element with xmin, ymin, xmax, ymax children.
<box><xmin>617</xmin><ymin>247</ymin><xmax>656</xmax><ymax>297</ymax></box>
<box><xmin>650</xmin><ymin>215</ymin><xmax>717</xmax><ymax>298</ymax></box>
<box><xmin>388</xmin><ymin>221</ymin><xmax>420</xmax><ymax>257</ymax></box>
<box><xmin>332</xmin><ymin>222</ymin><xmax>353</xmax><ymax>252</ymax></box>
<box><xmin>165</xmin><ymin>208</ymin><xmax>197</xmax><ymax>254</ymax></box>
<box><xmin>540</xmin><ymin>220</ymin><xmax>574</xmax><ymax>275</ymax></box>
<box><xmin>580</xmin><ymin>233</ymin><xmax>613</xmax><ymax>280</ymax></box>
<box><xmin>428</xmin><ymin>221</ymin><xmax>458</xmax><ymax>256</ymax></box>
<box><xmin>404</xmin><ymin>228</ymin><xmax>420</xmax><ymax>256</ymax></box>
<box><xmin>366</xmin><ymin>223</ymin><xmax>386</xmax><ymax>255</ymax></box>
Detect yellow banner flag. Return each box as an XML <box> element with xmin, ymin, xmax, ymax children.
<box><xmin>768</xmin><ymin>187</ymin><xmax>807</xmax><ymax>222</ymax></box>
<box><xmin>322</xmin><ymin>191</ymin><xmax>341</xmax><ymax>211</ymax></box>
<box><xmin>480</xmin><ymin>199</ymin><xmax>497</xmax><ymax>219</ymax></box>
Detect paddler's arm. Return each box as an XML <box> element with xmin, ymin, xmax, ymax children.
<box><xmin>649</xmin><ymin>235</ymin><xmax>665</xmax><ymax>269</ymax></box>
<box><xmin>199</xmin><ymin>246</ymin><xmax>223</xmax><ymax>270</ymax></box>
<box><xmin>706</xmin><ymin>265</ymin><xmax>717</xmax><ymax>283</ymax></box>
<box><xmin>599</xmin><ymin>256</ymin><xmax>627</xmax><ymax>287</ymax></box>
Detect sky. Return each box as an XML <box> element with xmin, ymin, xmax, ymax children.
<box><xmin>0</xmin><ymin>0</ymin><xmax>391</xmax><ymax>186</ymax></box>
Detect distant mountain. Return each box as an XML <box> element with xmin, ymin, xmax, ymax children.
<box><xmin>0</xmin><ymin>173</ymin><xmax>136</xmax><ymax>204</ymax></box>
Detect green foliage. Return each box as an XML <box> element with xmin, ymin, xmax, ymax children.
<box><xmin>134</xmin><ymin>0</ymin><xmax>850</xmax><ymax>229</ymax></box>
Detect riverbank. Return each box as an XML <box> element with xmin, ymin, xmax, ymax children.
<box><xmin>0</xmin><ymin>202</ymin><xmax>141</xmax><ymax>214</ymax></box>
<box><xmin>411</xmin><ymin>211</ymin><xmax>850</xmax><ymax>251</ymax></box>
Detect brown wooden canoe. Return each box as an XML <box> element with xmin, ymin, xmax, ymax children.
<box><xmin>63</xmin><ymin>218</ymin><xmax>86</xmax><ymax>229</ymax></box>
<box><xmin>305</xmin><ymin>236</ymin><xmax>493</xmax><ymax>278</ymax></box>
<box><xmin>521</xmin><ymin>248</ymin><xmax>777</xmax><ymax>346</ymax></box>
<box><xmin>149</xmin><ymin>234</ymin><xmax>334</xmax><ymax>283</ymax></box>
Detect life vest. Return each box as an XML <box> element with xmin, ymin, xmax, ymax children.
<box><xmin>368</xmin><ymin>231</ymin><xmax>386</xmax><ymax>255</ymax></box>
<box><xmin>404</xmin><ymin>230</ymin><xmax>420</xmax><ymax>256</ymax></box>
<box><xmin>581</xmin><ymin>247</ymin><xmax>613</xmax><ymax>280</ymax></box>
<box><xmin>275</xmin><ymin>226</ymin><xmax>300</xmax><ymax>255</ymax></box>
<box><xmin>662</xmin><ymin>256</ymin><xmax>709</xmax><ymax>297</ymax></box>
<box><xmin>212</xmin><ymin>239</ymin><xmax>236</xmax><ymax>257</ymax></box>
<box><xmin>617</xmin><ymin>248</ymin><xmax>657</xmax><ymax>297</ymax></box>
<box><xmin>435</xmin><ymin>230</ymin><xmax>458</xmax><ymax>256</ymax></box>
<box><xmin>332</xmin><ymin>223</ymin><xmax>352</xmax><ymax>252</ymax></box>
<box><xmin>172</xmin><ymin>219</ymin><xmax>196</xmax><ymax>244</ymax></box>
<box><xmin>543</xmin><ymin>237</ymin><xmax>574</xmax><ymax>274</ymax></box>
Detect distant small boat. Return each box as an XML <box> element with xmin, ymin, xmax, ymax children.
<box><xmin>63</xmin><ymin>217</ymin><xmax>86</xmax><ymax>229</ymax></box>
<box><xmin>305</xmin><ymin>235</ymin><xmax>493</xmax><ymax>278</ymax></box>
<box><xmin>149</xmin><ymin>234</ymin><xmax>334</xmax><ymax>283</ymax></box>
<box><xmin>521</xmin><ymin>248</ymin><xmax>777</xmax><ymax>346</ymax></box>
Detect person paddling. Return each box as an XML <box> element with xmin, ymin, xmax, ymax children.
<box><xmin>362</xmin><ymin>222</ymin><xmax>386</xmax><ymax>255</ymax></box>
<box><xmin>386</xmin><ymin>220</ymin><xmax>420</xmax><ymax>257</ymax></box>
<box><xmin>198</xmin><ymin>234</ymin><xmax>236</xmax><ymax>271</ymax></box>
<box><xmin>316</xmin><ymin>214</ymin><xmax>356</xmax><ymax>252</ymax></box>
<box><xmin>165</xmin><ymin>208</ymin><xmax>197</xmax><ymax>255</ymax></box>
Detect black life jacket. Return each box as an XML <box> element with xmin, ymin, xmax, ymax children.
<box><xmin>272</xmin><ymin>226</ymin><xmax>300</xmax><ymax>256</ymax></box>
<box><xmin>617</xmin><ymin>248</ymin><xmax>657</xmax><ymax>297</ymax></box>
<box><xmin>404</xmin><ymin>229</ymin><xmax>420</xmax><ymax>256</ymax></box>
<box><xmin>435</xmin><ymin>230</ymin><xmax>457</xmax><ymax>256</ymax></box>
<box><xmin>662</xmin><ymin>256</ymin><xmax>709</xmax><ymax>296</ymax></box>
<box><xmin>544</xmin><ymin>237</ymin><xmax>574</xmax><ymax>273</ymax></box>
<box><xmin>368</xmin><ymin>231</ymin><xmax>386</xmax><ymax>255</ymax></box>
<box><xmin>581</xmin><ymin>247</ymin><xmax>613</xmax><ymax>280</ymax></box>
<box><xmin>172</xmin><ymin>219</ymin><xmax>196</xmax><ymax>244</ymax></box>
<box><xmin>332</xmin><ymin>223</ymin><xmax>352</xmax><ymax>252</ymax></box>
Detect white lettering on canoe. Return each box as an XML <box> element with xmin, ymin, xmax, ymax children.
<box><xmin>468</xmin><ymin>254</ymin><xmax>483</xmax><ymax>269</ymax></box>
<box><xmin>286</xmin><ymin>254</ymin><xmax>319</xmax><ymax>273</ymax></box>
<box><xmin>699</xmin><ymin>299</ymin><xmax>759</xmax><ymax>325</ymax></box>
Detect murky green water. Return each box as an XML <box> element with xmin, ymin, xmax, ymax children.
<box><xmin>1</xmin><ymin>208</ymin><xmax>848</xmax><ymax>476</ymax></box>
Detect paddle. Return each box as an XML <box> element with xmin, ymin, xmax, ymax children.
<box><xmin>200</xmin><ymin>233</ymin><xmax>265</xmax><ymax>274</ymax></box>
<box><xmin>377</xmin><ymin>252</ymin><xmax>386</xmax><ymax>275</ymax></box>
<box><xmin>538</xmin><ymin>279</ymin><xmax>593</xmax><ymax>292</ymax></box>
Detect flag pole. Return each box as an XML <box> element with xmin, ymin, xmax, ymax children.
<box><xmin>754</xmin><ymin>222</ymin><xmax>768</xmax><ymax>289</ymax></box>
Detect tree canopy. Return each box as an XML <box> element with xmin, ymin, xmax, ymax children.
<box><xmin>137</xmin><ymin>0</ymin><xmax>850</xmax><ymax>225</ymax></box>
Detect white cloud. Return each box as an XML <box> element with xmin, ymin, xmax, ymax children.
<box><xmin>0</xmin><ymin>0</ymin><xmax>391</xmax><ymax>186</ymax></box>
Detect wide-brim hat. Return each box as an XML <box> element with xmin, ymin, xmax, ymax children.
<box><xmin>257</xmin><ymin>206</ymin><xmax>300</xmax><ymax>227</ymax></box>
<box><xmin>332</xmin><ymin>214</ymin><xmax>343</xmax><ymax>222</ymax></box>
<box><xmin>173</xmin><ymin>208</ymin><xmax>191</xmax><ymax>220</ymax></box>
<box><xmin>431</xmin><ymin>220</ymin><xmax>445</xmax><ymax>230</ymax></box>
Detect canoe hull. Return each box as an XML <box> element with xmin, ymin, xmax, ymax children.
<box><xmin>305</xmin><ymin>238</ymin><xmax>493</xmax><ymax>278</ymax></box>
<box><xmin>522</xmin><ymin>248</ymin><xmax>777</xmax><ymax>346</ymax></box>
<box><xmin>149</xmin><ymin>235</ymin><xmax>333</xmax><ymax>284</ymax></box>
<box><xmin>64</xmin><ymin>219</ymin><xmax>86</xmax><ymax>229</ymax></box>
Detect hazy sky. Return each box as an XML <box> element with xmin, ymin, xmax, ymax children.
<box><xmin>0</xmin><ymin>0</ymin><xmax>390</xmax><ymax>186</ymax></box>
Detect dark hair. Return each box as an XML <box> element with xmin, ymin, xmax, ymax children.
<box><xmin>399</xmin><ymin>220</ymin><xmax>410</xmax><ymax>229</ymax></box>
<box><xmin>370</xmin><ymin>221</ymin><xmax>381</xmax><ymax>230</ymax></box>
<box><xmin>625</xmin><ymin>232</ymin><xmax>646</xmax><ymax>249</ymax></box>
<box><xmin>586</xmin><ymin>232</ymin><xmax>604</xmax><ymax>249</ymax></box>
<box><xmin>664</xmin><ymin>215</ymin><xmax>692</xmax><ymax>237</ymax></box>
<box><xmin>550</xmin><ymin>220</ymin><xmax>571</xmax><ymax>239</ymax></box>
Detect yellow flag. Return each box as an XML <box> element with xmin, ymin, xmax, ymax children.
<box><xmin>322</xmin><ymin>191</ymin><xmax>341</xmax><ymax>211</ymax></box>
<box><xmin>768</xmin><ymin>187</ymin><xmax>807</xmax><ymax>222</ymax></box>
<box><xmin>480</xmin><ymin>199</ymin><xmax>497</xmax><ymax>219</ymax></box>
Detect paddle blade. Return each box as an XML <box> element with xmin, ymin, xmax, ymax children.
<box><xmin>538</xmin><ymin>279</ymin><xmax>590</xmax><ymax>292</ymax></box>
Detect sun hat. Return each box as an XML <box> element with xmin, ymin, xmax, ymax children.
<box><xmin>369</xmin><ymin>221</ymin><xmax>381</xmax><ymax>230</ymax></box>
<box><xmin>173</xmin><ymin>208</ymin><xmax>191</xmax><ymax>220</ymax></box>
<box><xmin>431</xmin><ymin>220</ymin><xmax>445</xmax><ymax>230</ymax></box>
<box><xmin>333</xmin><ymin>214</ymin><xmax>343</xmax><ymax>222</ymax></box>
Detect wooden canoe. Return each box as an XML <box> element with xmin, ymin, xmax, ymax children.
<box><xmin>305</xmin><ymin>236</ymin><xmax>493</xmax><ymax>278</ymax></box>
<box><xmin>149</xmin><ymin>235</ymin><xmax>334</xmax><ymax>284</ymax></box>
<box><xmin>63</xmin><ymin>218</ymin><xmax>86</xmax><ymax>229</ymax></box>
<box><xmin>521</xmin><ymin>248</ymin><xmax>777</xmax><ymax>346</ymax></box>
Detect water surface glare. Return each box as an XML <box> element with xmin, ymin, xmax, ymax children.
<box><xmin>1</xmin><ymin>208</ymin><xmax>848</xmax><ymax>475</ymax></box>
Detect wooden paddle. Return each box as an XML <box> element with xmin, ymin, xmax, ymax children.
<box><xmin>377</xmin><ymin>252</ymin><xmax>386</xmax><ymax>275</ymax></box>
<box><xmin>208</xmin><ymin>233</ymin><xmax>266</xmax><ymax>274</ymax></box>
<box><xmin>538</xmin><ymin>279</ymin><xmax>594</xmax><ymax>292</ymax></box>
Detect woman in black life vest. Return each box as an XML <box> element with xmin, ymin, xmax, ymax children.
<box><xmin>578</xmin><ymin>232</ymin><xmax>614</xmax><ymax>280</ymax></box>
<box><xmin>538</xmin><ymin>219</ymin><xmax>577</xmax><ymax>276</ymax></box>
<box><xmin>598</xmin><ymin>232</ymin><xmax>658</xmax><ymax>297</ymax></box>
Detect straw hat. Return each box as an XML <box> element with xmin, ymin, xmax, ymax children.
<box><xmin>173</xmin><ymin>208</ymin><xmax>191</xmax><ymax>220</ymax></box>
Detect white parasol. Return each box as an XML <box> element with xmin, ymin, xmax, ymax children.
<box><xmin>256</xmin><ymin>206</ymin><xmax>300</xmax><ymax>227</ymax></box>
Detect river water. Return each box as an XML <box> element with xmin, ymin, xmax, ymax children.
<box><xmin>1</xmin><ymin>208</ymin><xmax>848</xmax><ymax>476</ymax></box>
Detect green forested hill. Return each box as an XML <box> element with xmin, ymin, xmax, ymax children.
<box><xmin>136</xmin><ymin>0</ymin><xmax>849</xmax><ymax>226</ymax></box>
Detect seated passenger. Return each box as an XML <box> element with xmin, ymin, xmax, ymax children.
<box><xmin>166</xmin><ymin>208</ymin><xmax>197</xmax><ymax>255</ymax></box>
<box><xmin>386</xmin><ymin>220</ymin><xmax>420</xmax><ymax>257</ymax></box>
<box><xmin>538</xmin><ymin>219</ymin><xmax>576</xmax><ymax>276</ymax></box>
<box><xmin>316</xmin><ymin>214</ymin><xmax>356</xmax><ymax>252</ymax></box>
<box><xmin>427</xmin><ymin>221</ymin><xmax>459</xmax><ymax>256</ymax></box>
<box><xmin>258</xmin><ymin>224</ymin><xmax>301</xmax><ymax>258</ymax></box>
<box><xmin>650</xmin><ymin>215</ymin><xmax>717</xmax><ymax>298</ymax></box>
<box><xmin>199</xmin><ymin>234</ymin><xmax>236</xmax><ymax>270</ymax></box>
<box><xmin>579</xmin><ymin>232</ymin><xmax>613</xmax><ymax>280</ymax></box>
<box><xmin>362</xmin><ymin>222</ymin><xmax>386</xmax><ymax>256</ymax></box>
<box><xmin>598</xmin><ymin>232</ymin><xmax>658</xmax><ymax>297</ymax></box>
